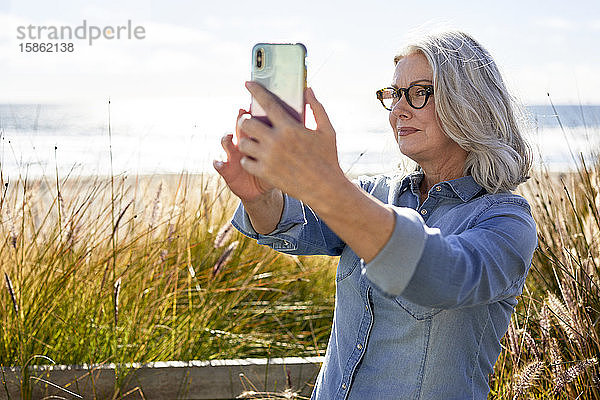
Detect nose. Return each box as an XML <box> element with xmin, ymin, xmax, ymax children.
<box><xmin>390</xmin><ymin>96</ymin><xmax>412</xmax><ymax>120</ymax></box>
<box><xmin>389</xmin><ymin>98</ymin><xmax>411</xmax><ymax>137</ymax></box>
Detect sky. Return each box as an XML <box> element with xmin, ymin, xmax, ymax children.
<box><xmin>1</xmin><ymin>0</ymin><xmax>599</xmax><ymax>107</ymax></box>
<box><xmin>0</xmin><ymin>0</ymin><xmax>599</xmax><ymax>177</ymax></box>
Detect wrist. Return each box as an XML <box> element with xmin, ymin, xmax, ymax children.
<box><xmin>304</xmin><ymin>170</ymin><xmax>355</xmax><ymax>217</ymax></box>
<box><xmin>242</xmin><ymin>188</ymin><xmax>284</xmax><ymax>235</ymax></box>
<box><xmin>242</xmin><ymin>187</ymin><xmax>282</xmax><ymax>209</ymax></box>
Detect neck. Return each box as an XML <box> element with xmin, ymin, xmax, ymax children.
<box><xmin>418</xmin><ymin>152</ymin><xmax>467</xmax><ymax>196</ymax></box>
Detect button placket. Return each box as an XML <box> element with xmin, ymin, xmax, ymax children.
<box><xmin>418</xmin><ymin>192</ymin><xmax>441</xmax><ymax>220</ymax></box>
<box><xmin>336</xmin><ymin>282</ymin><xmax>372</xmax><ymax>398</ymax></box>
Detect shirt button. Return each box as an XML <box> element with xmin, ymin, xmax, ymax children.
<box><xmin>342</xmin><ymin>383</ymin><xmax>347</xmax><ymax>390</ymax></box>
<box><xmin>357</xmin><ymin>343</ymin><xmax>363</xmax><ymax>350</ymax></box>
<box><xmin>435</xmin><ymin>186</ymin><xmax>442</xmax><ymax>191</ymax></box>
<box><xmin>420</xmin><ymin>209</ymin><xmax>428</xmax><ymax>215</ymax></box>
<box><xmin>365</xmin><ymin>304</ymin><xmax>369</xmax><ymax>311</ymax></box>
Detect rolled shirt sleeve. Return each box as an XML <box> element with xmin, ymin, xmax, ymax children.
<box><xmin>360</xmin><ymin>207</ymin><xmax>428</xmax><ymax>297</ymax></box>
<box><xmin>231</xmin><ymin>193</ymin><xmax>306</xmax><ymax>239</ymax></box>
<box><xmin>362</xmin><ymin>199</ymin><xmax>538</xmax><ymax>309</ymax></box>
<box><xmin>231</xmin><ymin>193</ymin><xmax>346</xmax><ymax>256</ymax></box>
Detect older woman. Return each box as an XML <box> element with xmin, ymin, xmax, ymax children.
<box><xmin>214</xmin><ymin>31</ymin><xmax>537</xmax><ymax>400</ymax></box>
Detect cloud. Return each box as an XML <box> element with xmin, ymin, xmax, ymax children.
<box><xmin>510</xmin><ymin>62</ymin><xmax>600</xmax><ymax>104</ymax></box>
<box><xmin>533</xmin><ymin>16</ymin><xmax>575</xmax><ymax>31</ymax></box>
<box><xmin>143</xmin><ymin>21</ymin><xmax>213</xmax><ymax>46</ymax></box>
<box><xmin>0</xmin><ymin>12</ymin><xmax>29</xmax><ymax>41</ymax></box>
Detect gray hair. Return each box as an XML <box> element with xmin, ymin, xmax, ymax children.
<box><xmin>394</xmin><ymin>30</ymin><xmax>532</xmax><ymax>193</ymax></box>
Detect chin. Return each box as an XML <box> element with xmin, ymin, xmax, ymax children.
<box><xmin>398</xmin><ymin>143</ymin><xmax>420</xmax><ymax>158</ymax></box>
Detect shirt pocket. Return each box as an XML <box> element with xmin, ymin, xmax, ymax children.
<box><xmin>395</xmin><ymin>296</ymin><xmax>442</xmax><ymax>320</ymax></box>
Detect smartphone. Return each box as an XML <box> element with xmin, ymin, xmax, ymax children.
<box><xmin>250</xmin><ymin>43</ymin><xmax>307</xmax><ymax>126</ymax></box>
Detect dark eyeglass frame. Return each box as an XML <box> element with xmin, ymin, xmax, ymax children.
<box><xmin>376</xmin><ymin>84</ymin><xmax>434</xmax><ymax>111</ymax></box>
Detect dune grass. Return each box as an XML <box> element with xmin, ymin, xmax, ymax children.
<box><xmin>0</xmin><ymin>171</ymin><xmax>336</xmax><ymax>398</ymax></box>
<box><xmin>488</xmin><ymin>154</ymin><xmax>600</xmax><ymax>399</ymax></box>
<box><xmin>3</xmin><ymin>160</ymin><xmax>600</xmax><ymax>399</ymax></box>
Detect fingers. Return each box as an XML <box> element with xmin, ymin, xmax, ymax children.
<box><xmin>214</xmin><ymin>134</ymin><xmax>236</xmax><ymax>177</ymax></box>
<box><xmin>305</xmin><ymin>87</ymin><xmax>334</xmax><ymax>133</ymax></box>
<box><xmin>246</xmin><ymin>81</ymin><xmax>297</xmax><ymax>126</ymax></box>
<box><xmin>238</xmin><ymin>116</ymin><xmax>272</xmax><ymax>143</ymax></box>
<box><xmin>214</xmin><ymin>133</ymin><xmax>257</xmax><ymax>184</ymax></box>
<box><xmin>216</xmin><ymin>129</ymin><xmax>263</xmax><ymax>169</ymax></box>
<box><xmin>239</xmin><ymin>156</ymin><xmax>261</xmax><ymax>177</ymax></box>
<box><xmin>237</xmin><ymin>108</ymin><xmax>272</xmax><ymax>144</ymax></box>
<box><xmin>235</xmin><ymin>109</ymin><xmax>250</xmax><ymax>142</ymax></box>
<box><xmin>220</xmin><ymin>133</ymin><xmax>238</xmax><ymax>161</ymax></box>
<box><xmin>237</xmin><ymin>136</ymin><xmax>261</xmax><ymax>160</ymax></box>
<box><xmin>213</xmin><ymin>159</ymin><xmax>226</xmax><ymax>173</ymax></box>
<box><xmin>213</xmin><ymin>156</ymin><xmax>239</xmax><ymax>182</ymax></box>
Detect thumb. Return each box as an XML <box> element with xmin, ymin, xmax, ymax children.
<box><xmin>305</xmin><ymin>87</ymin><xmax>335</xmax><ymax>134</ymax></box>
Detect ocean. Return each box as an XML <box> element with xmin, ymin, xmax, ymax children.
<box><xmin>1</xmin><ymin>101</ymin><xmax>599</xmax><ymax>180</ymax></box>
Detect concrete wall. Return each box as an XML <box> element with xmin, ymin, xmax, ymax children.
<box><xmin>1</xmin><ymin>357</ymin><xmax>324</xmax><ymax>399</ymax></box>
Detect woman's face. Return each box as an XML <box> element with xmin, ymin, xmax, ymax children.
<box><xmin>389</xmin><ymin>52</ymin><xmax>465</xmax><ymax>165</ymax></box>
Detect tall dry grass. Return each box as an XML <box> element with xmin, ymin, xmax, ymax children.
<box><xmin>0</xmin><ymin>171</ymin><xmax>336</xmax><ymax>399</ymax></box>
<box><xmin>3</xmin><ymin>160</ymin><xmax>600</xmax><ymax>399</ymax></box>
<box><xmin>489</xmin><ymin>152</ymin><xmax>600</xmax><ymax>399</ymax></box>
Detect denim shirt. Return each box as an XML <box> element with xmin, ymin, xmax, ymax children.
<box><xmin>231</xmin><ymin>171</ymin><xmax>538</xmax><ymax>400</ymax></box>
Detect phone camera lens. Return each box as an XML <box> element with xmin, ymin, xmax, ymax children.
<box><xmin>256</xmin><ymin>48</ymin><xmax>264</xmax><ymax>69</ymax></box>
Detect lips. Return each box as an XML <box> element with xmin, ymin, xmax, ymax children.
<box><xmin>397</xmin><ymin>127</ymin><xmax>420</xmax><ymax>136</ymax></box>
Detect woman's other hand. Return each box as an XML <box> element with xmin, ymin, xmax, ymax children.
<box><xmin>213</xmin><ymin>109</ymin><xmax>277</xmax><ymax>203</ymax></box>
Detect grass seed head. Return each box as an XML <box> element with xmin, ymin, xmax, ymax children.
<box><xmin>212</xmin><ymin>240</ymin><xmax>239</xmax><ymax>277</ymax></box>
<box><xmin>512</xmin><ymin>360</ymin><xmax>544</xmax><ymax>399</ymax></box>
<box><xmin>114</xmin><ymin>277</ymin><xmax>122</xmax><ymax>327</ymax></box>
<box><xmin>213</xmin><ymin>222</ymin><xmax>234</xmax><ymax>248</ymax></box>
<box><xmin>546</xmin><ymin>292</ymin><xmax>580</xmax><ymax>343</ymax></box>
<box><xmin>4</xmin><ymin>272</ymin><xmax>18</xmax><ymax>314</ymax></box>
<box><xmin>553</xmin><ymin>358</ymin><xmax>598</xmax><ymax>395</ymax></box>
<box><xmin>149</xmin><ymin>182</ymin><xmax>163</xmax><ymax>229</ymax></box>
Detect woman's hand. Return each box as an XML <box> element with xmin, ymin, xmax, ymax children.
<box><xmin>236</xmin><ymin>82</ymin><xmax>345</xmax><ymax>205</ymax></box>
<box><xmin>213</xmin><ymin>109</ymin><xmax>277</xmax><ymax>203</ymax></box>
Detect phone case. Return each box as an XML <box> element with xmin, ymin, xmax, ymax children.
<box><xmin>250</xmin><ymin>43</ymin><xmax>307</xmax><ymax>126</ymax></box>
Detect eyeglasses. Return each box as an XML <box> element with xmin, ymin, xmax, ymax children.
<box><xmin>376</xmin><ymin>84</ymin><xmax>434</xmax><ymax>111</ymax></box>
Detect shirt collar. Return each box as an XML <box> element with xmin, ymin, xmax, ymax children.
<box><xmin>399</xmin><ymin>169</ymin><xmax>485</xmax><ymax>203</ymax></box>
<box><xmin>445</xmin><ymin>175</ymin><xmax>486</xmax><ymax>202</ymax></box>
<box><xmin>397</xmin><ymin>170</ymin><xmax>424</xmax><ymax>198</ymax></box>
